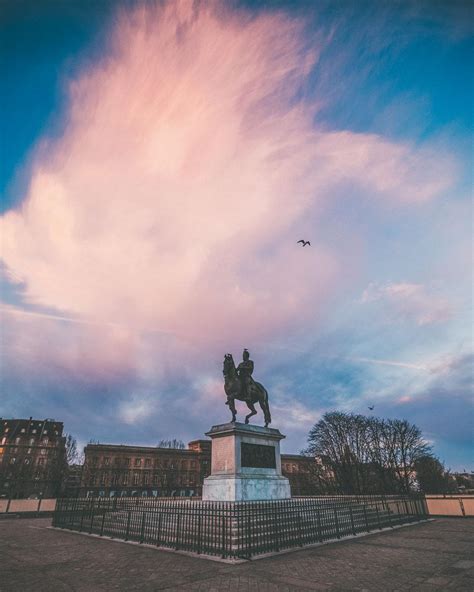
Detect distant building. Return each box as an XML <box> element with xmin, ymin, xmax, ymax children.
<box><xmin>81</xmin><ymin>439</ymin><xmax>323</xmax><ymax>497</ymax></box>
<box><xmin>0</xmin><ymin>418</ymin><xmax>66</xmax><ymax>498</ymax></box>
<box><xmin>81</xmin><ymin>440</ymin><xmax>211</xmax><ymax>497</ymax></box>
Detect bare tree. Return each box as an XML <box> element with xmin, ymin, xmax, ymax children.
<box><xmin>305</xmin><ymin>412</ymin><xmax>433</xmax><ymax>494</ymax></box>
<box><xmin>65</xmin><ymin>434</ymin><xmax>80</xmax><ymax>465</ymax></box>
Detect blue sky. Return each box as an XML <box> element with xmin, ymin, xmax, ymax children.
<box><xmin>1</xmin><ymin>0</ymin><xmax>472</xmax><ymax>469</ymax></box>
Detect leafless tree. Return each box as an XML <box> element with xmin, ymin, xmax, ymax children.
<box><xmin>304</xmin><ymin>412</ymin><xmax>433</xmax><ymax>494</ymax></box>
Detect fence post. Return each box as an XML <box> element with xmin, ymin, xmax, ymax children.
<box><xmin>100</xmin><ymin>511</ymin><xmax>106</xmax><ymax>537</ymax></box>
<box><xmin>6</xmin><ymin>499</ymin><xmax>11</xmax><ymax>513</ymax></box>
<box><xmin>175</xmin><ymin>512</ymin><xmax>181</xmax><ymax>550</ymax></box>
<box><xmin>349</xmin><ymin>506</ymin><xmax>356</xmax><ymax>535</ymax></box>
<box><xmin>197</xmin><ymin>514</ymin><xmax>202</xmax><ymax>555</ymax></box>
<box><xmin>37</xmin><ymin>496</ymin><xmax>43</xmax><ymax>515</ymax></box>
<box><xmin>156</xmin><ymin>512</ymin><xmax>162</xmax><ymax>547</ymax></box>
<box><xmin>375</xmin><ymin>506</ymin><xmax>382</xmax><ymax>530</ymax></box>
<box><xmin>296</xmin><ymin>511</ymin><xmax>303</xmax><ymax>546</ymax></box>
<box><xmin>332</xmin><ymin>507</ymin><xmax>339</xmax><ymax>539</ymax></box>
<box><xmin>140</xmin><ymin>511</ymin><xmax>146</xmax><ymax>544</ymax></box>
<box><xmin>316</xmin><ymin>509</ymin><xmax>323</xmax><ymax>542</ymax></box>
<box><xmin>79</xmin><ymin>507</ymin><xmax>85</xmax><ymax>532</ymax></box>
<box><xmin>221</xmin><ymin>514</ymin><xmax>226</xmax><ymax>559</ymax></box>
<box><xmin>247</xmin><ymin>513</ymin><xmax>251</xmax><ymax>559</ymax></box>
<box><xmin>363</xmin><ymin>505</ymin><xmax>370</xmax><ymax>532</ymax></box>
<box><xmin>125</xmin><ymin>510</ymin><xmax>131</xmax><ymax>541</ymax></box>
<box><xmin>89</xmin><ymin>507</ymin><xmax>95</xmax><ymax>534</ymax></box>
<box><xmin>273</xmin><ymin>503</ymin><xmax>280</xmax><ymax>552</ymax></box>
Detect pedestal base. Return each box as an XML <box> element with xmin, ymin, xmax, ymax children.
<box><xmin>202</xmin><ymin>422</ymin><xmax>291</xmax><ymax>501</ymax></box>
<box><xmin>203</xmin><ymin>474</ymin><xmax>291</xmax><ymax>502</ymax></box>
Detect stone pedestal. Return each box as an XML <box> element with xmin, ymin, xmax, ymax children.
<box><xmin>202</xmin><ymin>422</ymin><xmax>291</xmax><ymax>501</ymax></box>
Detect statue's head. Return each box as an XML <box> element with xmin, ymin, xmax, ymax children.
<box><xmin>243</xmin><ymin>349</ymin><xmax>249</xmax><ymax>360</ymax></box>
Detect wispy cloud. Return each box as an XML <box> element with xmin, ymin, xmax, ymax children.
<box><xmin>349</xmin><ymin>356</ymin><xmax>429</xmax><ymax>371</ymax></box>
<box><xmin>361</xmin><ymin>282</ymin><xmax>453</xmax><ymax>326</ymax></box>
<box><xmin>1</xmin><ymin>2</ymin><xmax>456</xmax><ymax>352</ymax></box>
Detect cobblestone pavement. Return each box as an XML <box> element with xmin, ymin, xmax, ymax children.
<box><xmin>1</xmin><ymin>518</ymin><xmax>473</xmax><ymax>591</ymax></box>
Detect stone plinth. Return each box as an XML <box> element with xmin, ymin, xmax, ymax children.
<box><xmin>202</xmin><ymin>422</ymin><xmax>291</xmax><ymax>501</ymax></box>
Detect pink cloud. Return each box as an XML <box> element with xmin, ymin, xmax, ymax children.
<box><xmin>0</xmin><ymin>2</ymin><xmax>457</xmax><ymax>375</ymax></box>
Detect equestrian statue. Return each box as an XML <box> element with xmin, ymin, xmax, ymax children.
<box><xmin>223</xmin><ymin>349</ymin><xmax>271</xmax><ymax>427</ymax></box>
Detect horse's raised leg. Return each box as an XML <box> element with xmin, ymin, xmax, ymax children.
<box><xmin>228</xmin><ymin>397</ymin><xmax>237</xmax><ymax>423</ymax></box>
<box><xmin>244</xmin><ymin>401</ymin><xmax>257</xmax><ymax>424</ymax></box>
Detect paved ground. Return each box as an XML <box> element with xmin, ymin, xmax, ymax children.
<box><xmin>1</xmin><ymin>518</ymin><xmax>473</xmax><ymax>591</ymax></box>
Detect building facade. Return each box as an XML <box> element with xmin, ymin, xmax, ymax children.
<box><xmin>0</xmin><ymin>418</ymin><xmax>66</xmax><ymax>498</ymax></box>
<box><xmin>81</xmin><ymin>440</ymin><xmax>320</xmax><ymax>497</ymax></box>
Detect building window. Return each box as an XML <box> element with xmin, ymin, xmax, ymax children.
<box><xmin>181</xmin><ymin>461</ymin><xmax>187</xmax><ymax>470</ymax></box>
<box><xmin>134</xmin><ymin>458</ymin><xmax>142</xmax><ymax>467</ymax></box>
<box><xmin>104</xmin><ymin>457</ymin><xmax>110</xmax><ymax>466</ymax></box>
<box><xmin>21</xmin><ymin>428</ymin><xmax>26</xmax><ymax>433</ymax></box>
<box><xmin>10</xmin><ymin>458</ymin><xmax>16</xmax><ymax>464</ymax></box>
<box><xmin>32</xmin><ymin>429</ymin><xmax>37</xmax><ymax>434</ymax></box>
<box><xmin>40</xmin><ymin>449</ymin><xmax>47</xmax><ymax>455</ymax></box>
<box><xmin>122</xmin><ymin>475</ymin><xmax>128</xmax><ymax>485</ymax></box>
<box><xmin>145</xmin><ymin>458</ymin><xmax>151</xmax><ymax>467</ymax></box>
<box><xmin>153</xmin><ymin>474</ymin><xmax>159</xmax><ymax>485</ymax></box>
<box><xmin>143</xmin><ymin>473</ymin><xmax>149</xmax><ymax>485</ymax></box>
<box><xmin>15</xmin><ymin>437</ymin><xmax>21</xmax><ymax>444</ymax></box>
<box><xmin>38</xmin><ymin>458</ymin><xmax>45</xmax><ymax>465</ymax></box>
<box><xmin>42</xmin><ymin>438</ymin><xmax>49</xmax><ymax>444</ymax></box>
<box><xmin>124</xmin><ymin>458</ymin><xmax>130</xmax><ymax>467</ymax></box>
<box><xmin>191</xmin><ymin>461</ymin><xmax>196</xmax><ymax>469</ymax></box>
<box><xmin>133</xmin><ymin>473</ymin><xmax>140</xmax><ymax>485</ymax></box>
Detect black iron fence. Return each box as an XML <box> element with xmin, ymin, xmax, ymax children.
<box><xmin>53</xmin><ymin>495</ymin><xmax>428</xmax><ymax>559</ymax></box>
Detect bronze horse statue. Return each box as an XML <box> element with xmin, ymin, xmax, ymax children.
<box><xmin>223</xmin><ymin>353</ymin><xmax>271</xmax><ymax>427</ymax></box>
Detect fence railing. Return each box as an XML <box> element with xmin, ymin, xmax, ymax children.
<box><xmin>53</xmin><ymin>495</ymin><xmax>428</xmax><ymax>559</ymax></box>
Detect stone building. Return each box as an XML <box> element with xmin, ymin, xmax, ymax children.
<box><xmin>0</xmin><ymin>418</ymin><xmax>66</xmax><ymax>498</ymax></box>
<box><xmin>81</xmin><ymin>440</ymin><xmax>211</xmax><ymax>497</ymax></box>
<box><xmin>81</xmin><ymin>439</ymin><xmax>320</xmax><ymax>497</ymax></box>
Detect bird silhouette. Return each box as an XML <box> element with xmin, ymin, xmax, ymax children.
<box><xmin>368</xmin><ymin>405</ymin><xmax>375</xmax><ymax>411</ymax></box>
<box><xmin>297</xmin><ymin>240</ymin><xmax>311</xmax><ymax>247</ymax></box>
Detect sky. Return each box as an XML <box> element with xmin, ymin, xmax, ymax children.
<box><xmin>1</xmin><ymin>0</ymin><xmax>472</xmax><ymax>470</ymax></box>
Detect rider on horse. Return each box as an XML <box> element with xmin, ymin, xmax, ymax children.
<box><xmin>237</xmin><ymin>349</ymin><xmax>254</xmax><ymax>403</ymax></box>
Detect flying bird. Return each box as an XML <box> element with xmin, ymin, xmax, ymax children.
<box><xmin>297</xmin><ymin>240</ymin><xmax>311</xmax><ymax>247</ymax></box>
<box><xmin>368</xmin><ymin>405</ymin><xmax>375</xmax><ymax>411</ymax></box>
